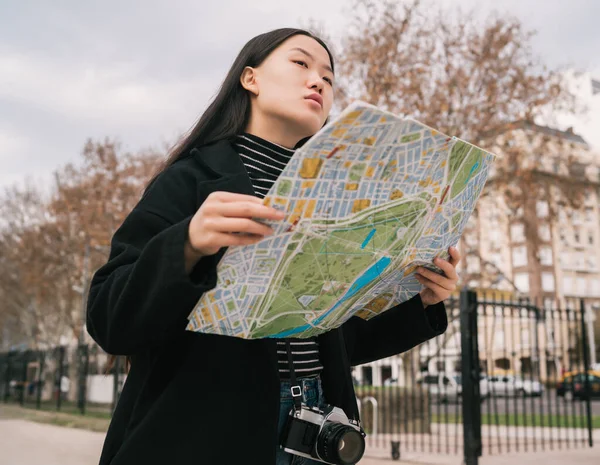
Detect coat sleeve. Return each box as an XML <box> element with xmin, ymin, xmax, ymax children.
<box><xmin>342</xmin><ymin>294</ymin><xmax>448</xmax><ymax>366</ymax></box>
<box><xmin>86</xmin><ymin>161</ymin><xmax>220</xmax><ymax>355</ymax></box>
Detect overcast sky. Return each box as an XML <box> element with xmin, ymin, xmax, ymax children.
<box><xmin>1</xmin><ymin>0</ymin><xmax>599</xmax><ymax>190</ymax></box>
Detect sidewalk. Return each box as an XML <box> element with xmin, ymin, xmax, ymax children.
<box><xmin>0</xmin><ymin>419</ymin><xmax>104</xmax><ymax>465</ymax></box>
<box><xmin>360</xmin><ymin>423</ymin><xmax>599</xmax><ymax>464</ymax></box>
<box><xmin>0</xmin><ymin>414</ymin><xmax>596</xmax><ymax>465</ymax></box>
<box><xmin>360</xmin><ymin>445</ymin><xmax>599</xmax><ymax>465</ymax></box>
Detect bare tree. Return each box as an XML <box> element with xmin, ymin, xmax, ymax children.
<box><xmin>0</xmin><ymin>140</ymin><xmax>162</xmax><ymax>349</ymax></box>
<box><xmin>332</xmin><ymin>0</ymin><xmax>586</xmax><ymax>300</ymax></box>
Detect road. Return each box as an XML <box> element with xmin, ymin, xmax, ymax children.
<box><xmin>429</xmin><ymin>391</ymin><xmax>600</xmax><ymax>417</ymax></box>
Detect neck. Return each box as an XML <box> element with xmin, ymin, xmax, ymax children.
<box><xmin>244</xmin><ymin>112</ymin><xmax>303</xmax><ymax>149</ymax></box>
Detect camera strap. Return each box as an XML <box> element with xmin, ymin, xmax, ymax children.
<box><xmin>284</xmin><ymin>340</ymin><xmax>303</xmax><ymax>411</ymax></box>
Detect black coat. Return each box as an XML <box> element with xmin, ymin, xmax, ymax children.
<box><xmin>86</xmin><ymin>139</ymin><xmax>448</xmax><ymax>465</ymax></box>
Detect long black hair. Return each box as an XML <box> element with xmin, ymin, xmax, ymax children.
<box><xmin>150</xmin><ymin>28</ymin><xmax>334</xmax><ymax>186</ymax></box>
<box><xmin>104</xmin><ymin>29</ymin><xmax>333</xmax><ymax>367</ymax></box>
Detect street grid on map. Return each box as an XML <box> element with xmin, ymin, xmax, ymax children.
<box><xmin>186</xmin><ymin>102</ymin><xmax>495</xmax><ymax>339</ymax></box>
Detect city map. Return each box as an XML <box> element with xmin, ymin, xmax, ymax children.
<box><xmin>186</xmin><ymin>101</ymin><xmax>495</xmax><ymax>339</ymax></box>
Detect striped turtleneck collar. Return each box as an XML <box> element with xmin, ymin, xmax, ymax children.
<box><xmin>234</xmin><ymin>133</ymin><xmax>296</xmax><ymax>158</ymax></box>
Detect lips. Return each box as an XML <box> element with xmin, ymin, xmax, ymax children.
<box><xmin>305</xmin><ymin>93</ymin><xmax>323</xmax><ymax>108</ymax></box>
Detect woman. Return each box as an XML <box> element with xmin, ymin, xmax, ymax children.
<box><xmin>87</xmin><ymin>28</ymin><xmax>461</xmax><ymax>465</ymax></box>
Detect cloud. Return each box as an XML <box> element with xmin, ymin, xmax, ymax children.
<box><xmin>0</xmin><ymin>51</ymin><xmax>216</xmax><ymax>127</ymax></box>
<box><xmin>0</xmin><ymin>0</ymin><xmax>599</xmax><ymax>191</ymax></box>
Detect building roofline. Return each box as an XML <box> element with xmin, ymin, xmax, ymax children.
<box><xmin>480</xmin><ymin>120</ymin><xmax>589</xmax><ymax>147</ymax></box>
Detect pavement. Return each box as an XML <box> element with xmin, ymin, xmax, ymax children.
<box><xmin>0</xmin><ymin>419</ymin><xmax>104</xmax><ymax>465</ymax></box>
<box><xmin>359</xmin><ymin>446</ymin><xmax>600</xmax><ymax>465</ymax></box>
<box><xmin>0</xmin><ymin>418</ymin><xmax>597</xmax><ymax>465</ymax></box>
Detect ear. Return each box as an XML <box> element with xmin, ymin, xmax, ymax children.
<box><xmin>240</xmin><ymin>66</ymin><xmax>259</xmax><ymax>96</ymax></box>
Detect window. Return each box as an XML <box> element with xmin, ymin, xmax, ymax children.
<box><xmin>563</xmin><ymin>276</ymin><xmax>574</xmax><ymax>295</ymax></box>
<box><xmin>560</xmin><ymin>252</ymin><xmax>570</xmax><ymax>269</ymax></box>
<box><xmin>586</xmin><ymin>257</ymin><xmax>597</xmax><ymax>272</ymax></box>
<box><xmin>589</xmin><ymin>279</ymin><xmax>600</xmax><ymax>297</ymax></box>
<box><xmin>575</xmin><ymin>253</ymin><xmax>586</xmax><ymax>270</ymax></box>
<box><xmin>536</xmin><ymin>201</ymin><xmax>549</xmax><ymax>218</ymax></box>
<box><xmin>511</xmin><ymin>223</ymin><xmax>525</xmax><ymax>242</ymax></box>
<box><xmin>489</xmin><ymin>253</ymin><xmax>502</xmax><ymax>268</ymax></box>
<box><xmin>515</xmin><ymin>273</ymin><xmax>530</xmax><ymax>293</ymax></box>
<box><xmin>574</xmin><ymin>228</ymin><xmax>581</xmax><ymax>244</ymax></box>
<box><xmin>490</xmin><ymin>228</ymin><xmax>501</xmax><ymax>244</ymax></box>
<box><xmin>577</xmin><ymin>277</ymin><xmax>586</xmax><ymax>296</ymax></box>
<box><xmin>539</xmin><ymin>246</ymin><xmax>553</xmax><ymax>266</ymax></box>
<box><xmin>588</xmin><ymin>232</ymin><xmax>594</xmax><ymax>246</ymax></box>
<box><xmin>512</xmin><ymin>246</ymin><xmax>528</xmax><ymax>268</ymax></box>
<box><xmin>539</xmin><ymin>224</ymin><xmax>551</xmax><ymax>242</ymax></box>
<box><xmin>558</xmin><ymin>209</ymin><xmax>568</xmax><ymax>222</ymax></box>
<box><xmin>466</xmin><ymin>255</ymin><xmax>480</xmax><ymax>273</ymax></box>
<box><xmin>585</xmin><ymin>208</ymin><xmax>594</xmax><ymax>222</ymax></box>
<box><xmin>542</xmin><ymin>272</ymin><xmax>555</xmax><ymax>292</ymax></box>
<box><xmin>464</xmin><ymin>232</ymin><xmax>478</xmax><ymax>247</ymax></box>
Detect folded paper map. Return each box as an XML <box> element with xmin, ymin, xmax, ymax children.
<box><xmin>186</xmin><ymin>101</ymin><xmax>495</xmax><ymax>339</ymax></box>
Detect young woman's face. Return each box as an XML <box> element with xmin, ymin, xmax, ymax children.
<box><xmin>243</xmin><ymin>34</ymin><xmax>335</xmax><ymax>142</ymax></box>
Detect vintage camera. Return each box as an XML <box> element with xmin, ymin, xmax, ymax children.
<box><xmin>280</xmin><ymin>403</ymin><xmax>366</xmax><ymax>465</ymax></box>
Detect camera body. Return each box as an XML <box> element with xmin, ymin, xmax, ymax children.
<box><xmin>280</xmin><ymin>404</ymin><xmax>366</xmax><ymax>465</ymax></box>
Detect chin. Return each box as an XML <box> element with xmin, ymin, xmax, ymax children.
<box><xmin>293</xmin><ymin>112</ymin><xmax>326</xmax><ymax>139</ymax></box>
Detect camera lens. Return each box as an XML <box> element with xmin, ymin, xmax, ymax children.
<box><xmin>317</xmin><ymin>423</ymin><xmax>365</xmax><ymax>464</ymax></box>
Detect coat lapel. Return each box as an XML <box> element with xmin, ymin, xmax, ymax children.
<box><xmin>191</xmin><ymin>140</ymin><xmax>253</xmax><ymax>188</ymax></box>
<box><xmin>318</xmin><ymin>328</ymin><xmax>360</xmax><ymax>421</ymax></box>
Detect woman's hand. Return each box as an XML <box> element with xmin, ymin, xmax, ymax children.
<box><xmin>184</xmin><ymin>191</ymin><xmax>285</xmax><ymax>273</ymax></box>
<box><xmin>416</xmin><ymin>246</ymin><xmax>461</xmax><ymax>308</ymax></box>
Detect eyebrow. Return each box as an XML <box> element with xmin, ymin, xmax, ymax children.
<box><xmin>289</xmin><ymin>47</ymin><xmax>334</xmax><ymax>74</ymax></box>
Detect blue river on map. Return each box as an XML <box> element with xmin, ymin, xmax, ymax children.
<box><xmin>361</xmin><ymin>228</ymin><xmax>377</xmax><ymax>249</ymax></box>
<box><xmin>270</xmin><ymin>256</ymin><xmax>392</xmax><ymax>338</ymax></box>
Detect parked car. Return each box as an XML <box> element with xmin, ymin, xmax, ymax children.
<box><xmin>383</xmin><ymin>377</ymin><xmax>398</xmax><ymax>386</ymax></box>
<box><xmin>484</xmin><ymin>374</ymin><xmax>543</xmax><ymax>397</ymax></box>
<box><xmin>557</xmin><ymin>370</ymin><xmax>600</xmax><ymax>401</ymax></box>
<box><xmin>417</xmin><ymin>373</ymin><xmax>488</xmax><ymax>403</ymax></box>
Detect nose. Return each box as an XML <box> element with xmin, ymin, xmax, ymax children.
<box><xmin>308</xmin><ymin>73</ymin><xmax>325</xmax><ymax>94</ymax></box>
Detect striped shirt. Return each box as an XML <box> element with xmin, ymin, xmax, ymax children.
<box><xmin>233</xmin><ymin>133</ymin><xmax>323</xmax><ymax>379</ymax></box>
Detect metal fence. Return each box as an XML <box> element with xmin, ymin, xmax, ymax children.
<box><xmin>1</xmin><ymin>290</ymin><xmax>597</xmax><ymax>465</ymax></box>
<box><xmin>0</xmin><ymin>344</ymin><xmax>126</xmax><ymax>417</ymax></box>
<box><xmin>353</xmin><ymin>290</ymin><xmax>596</xmax><ymax>464</ymax></box>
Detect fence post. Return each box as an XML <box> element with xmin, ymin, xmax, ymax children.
<box><xmin>579</xmin><ymin>300</ymin><xmax>594</xmax><ymax>447</ymax></box>
<box><xmin>20</xmin><ymin>350</ymin><xmax>29</xmax><ymax>406</ymax></box>
<box><xmin>77</xmin><ymin>344</ymin><xmax>89</xmax><ymax>415</ymax></box>
<box><xmin>112</xmin><ymin>356</ymin><xmax>121</xmax><ymax>413</ymax></box>
<box><xmin>36</xmin><ymin>351</ymin><xmax>45</xmax><ymax>410</ymax></box>
<box><xmin>3</xmin><ymin>352</ymin><xmax>13</xmax><ymax>403</ymax></box>
<box><xmin>460</xmin><ymin>289</ymin><xmax>482</xmax><ymax>465</ymax></box>
<box><xmin>56</xmin><ymin>346</ymin><xmax>65</xmax><ymax>411</ymax></box>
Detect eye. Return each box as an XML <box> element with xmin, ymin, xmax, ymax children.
<box><xmin>294</xmin><ymin>60</ymin><xmax>308</xmax><ymax>68</ymax></box>
<box><xmin>323</xmin><ymin>77</ymin><xmax>334</xmax><ymax>86</ymax></box>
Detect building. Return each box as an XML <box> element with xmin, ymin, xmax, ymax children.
<box><xmin>354</xmin><ymin>122</ymin><xmax>600</xmax><ymax>386</ymax></box>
